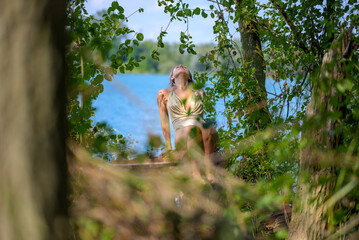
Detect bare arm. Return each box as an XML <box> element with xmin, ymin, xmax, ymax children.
<box><xmin>157</xmin><ymin>89</ymin><xmax>172</xmax><ymax>150</ymax></box>
<box><xmin>200</xmin><ymin>89</ymin><xmax>205</xmax><ymax>98</ymax></box>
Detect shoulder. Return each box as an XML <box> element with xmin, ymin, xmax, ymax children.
<box><xmin>157</xmin><ymin>88</ymin><xmax>172</xmax><ymax>106</ymax></box>
<box><xmin>157</xmin><ymin>87</ymin><xmax>172</xmax><ymax>97</ymax></box>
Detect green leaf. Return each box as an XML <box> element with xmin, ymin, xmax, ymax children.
<box><xmin>111</xmin><ymin>1</ymin><xmax>119</xmax><ymax>8</ymax></box>
<box><xmin>193</xmin><ymin>7</ymin><xmax>201</xmax><ymax>15</ymax></box>
<box><xmin>127</xmin><ymin>46</ymin><xmax>133</xmax><ymax>54</ymax></box>
<box><xmin>93</xmin><ymin>75</ymin><xmax>104</xmax><ymax>85</ymax></box>
<box><xmin>107</xmin><ymin>6</ymin><xmax>115</xmax><ymax>14</ymax></box>
<box><xmin>179</xmin><ymin>44</ymin><xmax>185</xmax><ymax>54</ymax></box>
<box><xmin>117</xmin><ymin>5</ymin><xmax>124</xmax><ymax>13</ymax></box>
<box><xmin>176</xmin><ymin>11</ymin><xmax>184</xmax><ymax>17</ymax></box>
<box><xmin>201</xmin><ymin>11</ymin><xmax>208</xmax><ymax>18</ymax></box>
<box><xmin>136</xmin><ymin>33</ymin><xmax>144</xmax><ymax>41</ymax></box>
<box><xmin>185</xmin><ymin>9</ymin><xmax>192</xmax><ymax>16</ymax></box>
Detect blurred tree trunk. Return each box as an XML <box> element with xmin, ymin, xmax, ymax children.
<box><xmin>235</xmin><ymin>0</ymin><xmax>272</xmax><ymax>181</ymax></box>
<box><xmin>0</xmin><ymin>1</ymin><xmax>68</xmax><ymax>240</ymax></box>
<box><xmin>288</xmin><ymin>30</ymin><xmax>353</xmax><ymax>240</ymax></box>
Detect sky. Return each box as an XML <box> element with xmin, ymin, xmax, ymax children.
<box><xmin>85</xmin><ymin>0</ymin><xmax>219</xmax><ymax>44</ymax></box>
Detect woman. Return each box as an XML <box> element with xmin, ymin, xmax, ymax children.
<box><xmin>157</xmin><ymin>65</ymin><xmax>218</xmax><ymax>182</ymax></box>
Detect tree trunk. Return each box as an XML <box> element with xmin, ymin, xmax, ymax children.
<box><xmin>0</xmin><ymin>1</ymin><xmax>68</xmax><ymax>240</ymax></box>
<box><xmin>288</xmin><ymin>32</ymin><xmax>352</xmax><ymax>240</ymax></box>
<box><xmin>236</xmin><ymin>0</ymin><xmax>271</xmax><ymax>131</ymax></box>
<box><xmin>235</xmin><ymin>0</ymin><xmax>272</xmax><ymax>181</ymax></box>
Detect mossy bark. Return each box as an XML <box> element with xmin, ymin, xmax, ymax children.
<box><xmin>288</xmin><ymin>32</ymin><xmax>351</xmax><ymax>240</ymax></box>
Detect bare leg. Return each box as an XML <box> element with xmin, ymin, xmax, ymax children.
<box><xmin>175</xmin><ymin>126</ymin><xmax>204</xmax><ymax>182</ymax></box>
<box><xmin>201</xmin><ymin>126</ymin><xmax>218</xmax><ymax>183</ymax></box>
<box><xmin>187</xmin><ymin>127</ymin><xmax>203</xmax><ymax>180</ymax></box>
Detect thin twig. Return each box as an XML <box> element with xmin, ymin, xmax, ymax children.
<box><xmin>163</xmin><ymin>16</ymin><xmax>174</xmax><ymax>33</ymax></box>
<box><xmin>152</xmin><ymin>15</ymin><xmax>175</xmax><ymax>56</ymax></box>
<box><xmin>214</xmin><ymin>0</ymin><xmax>237</xmax><ymax>68</ymax></box>
<box><xmin>278</xmin><ymin>96</ymin><xmax>286</xmax><ymax>118</ymax></box>
<box><xmin>286</xmin><ymin>96</ymin><xmax>290</xmax><ymax>119</ymax></box>
<box><xmin>267</xmin><ymin>91</ymin><xmax>281</xmax><ymax>98</ymax></box>
<box><xmin>119</xmin><ymin>8</ymin><xmax>143</xmax><ymax>26</ymax></box>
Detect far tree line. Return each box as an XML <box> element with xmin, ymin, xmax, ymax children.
<box><xmin>113</xmin><ymin>40</ymin><xmax>215</xmax><ymax>74</ymax></box>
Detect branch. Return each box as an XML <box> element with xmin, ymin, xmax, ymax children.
<box><xmin>257</xmin><ymin>20</ymin><xmax>297</xmax><ymax>46</ymax></box>
<box><xmin>309</xmin><ymin>18</ymin><xmax>322</xmax><ymax>56</ymax></box>
<box><xmin>256</xmin><ymin>3</ymin><xmax>277</xmax><ymax>10</ymax></box>
<box><xmin>267</xmin><ymin>91</ymin><xmax>281</xmax><ymax>98</ymax></box>
<box><xmin>207</xmin><ymin>0</ymin><xmax>238</xmax><ymax>68</ymax></box>
<box><xmin>208</xmin><ymin>0</ymin><xmax>234</xmax><ymax>11</ymax></box>
<box><xmin>152</xmin><ymin>15</ymin><xmax>175</xmax><ymax>56</ymax></box>
<box><xmin>119</xmin><ymin>8</ymin><xmax>142</xmax><ymax>26</ymax></box>
<box><xmin>269</xmin><ymin>0</ymin><xmax>310</xmax><ymax>54</ymax></box>
<box><xmin>342</xmin><ymin>23</ymin><xmax>357</xmax><ymax>59</ymax></box>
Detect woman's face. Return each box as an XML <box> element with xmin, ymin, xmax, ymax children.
<box><xmin>171</xmin><ymin>65</ymin><xmax>189</xmax><ymax>78</ymax></box>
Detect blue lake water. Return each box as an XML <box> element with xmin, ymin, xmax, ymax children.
<box><xmin>93</xmin><ymin>74</ymin><xmax>226</xmax><ymax>152</ymax></box>
<box><xmin>92</xmin><ymin>74</ymin><xmax>297</xmax><ymax>152</ymax></box>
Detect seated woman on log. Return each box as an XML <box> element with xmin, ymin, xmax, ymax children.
<box><xmin>157</xmin><ymin>65</ymin><xmax>218</xmax><ymax>182</ymax></box>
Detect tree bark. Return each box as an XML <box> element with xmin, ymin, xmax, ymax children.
<box><xmin>236</xmin><ymin>0</ymin><xmax>271</xmax><ymax>132</ymax></box>
<box><xmin>235</xmin><ymin>0</ymin><xmax>272</xmax><ymax>181</ymax></box>
<box><xmin>288</xmin><ymin>31</ymin><xmax>352</xmax><ymax>240</ymax></box>
<box><xmin>0</xmin><ymin>1</ymin><xmax>68</xmax><ymax>240</ymax></box>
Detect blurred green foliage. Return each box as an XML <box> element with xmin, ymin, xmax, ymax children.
<box><xmin>69</xmin><ymin>148</ymin><xmax>291</xmax><ymax>240</ymax></box>
<box><xmin>89</xmin><ymin>122</ymin><xmax>136</xmax><ymax>161</ymax></box>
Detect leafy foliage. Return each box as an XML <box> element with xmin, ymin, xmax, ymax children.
<box><xmin>90</xmin><ymin>122</ymin><xmax>136</xmax><ymax>161</ymax></box>
<box><xmin>66</xmin><ymin>0</ymin><xmax>145</xmax><ymax>158</ymax></box>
